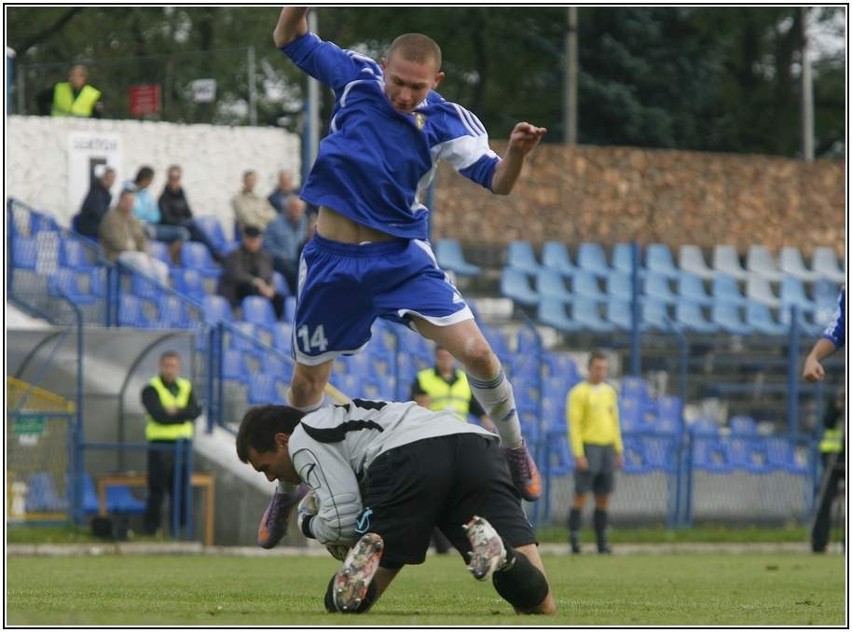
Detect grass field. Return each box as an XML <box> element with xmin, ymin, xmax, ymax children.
<box><xmin>6</xmin><ymin>552</ymin><xmax>845</xmax><ymax>626</ymax></box>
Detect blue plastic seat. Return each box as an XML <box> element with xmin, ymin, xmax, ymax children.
<box><xmin>746</xmin><ymin>245</ymin><xmax>784</xmax><ymax>281</ymax></box>
<box><xmin>811</xmin><ymin>247</ymin><xmax>845</xmax><ymax>284</ymax></box>
<box><xmin>656</xmin><ymin>395</ymin><xmax>683</xmax><ymax>433</ymax></box>
<box><xmin>711</xmin><ymin>302</ymin><xmax>753</xmax><ymax>335</ymax></box>
<box><xmin>712</xmin><ymin>274</ymin><xmax>749</xmax><ymax>307</ymax></box>
<box><xmin>12</xmin><ymin>236</ymin><xmax>38</xmax><ymax>269</ymax></box>
<box><xmin>745</xmin><ymin>277</ymin><xmax>780</xmax><ymax>308</ymax></box>
<box><xmin>229</xmin><ymin>321</ymin><xmax>260</xmax><ymax>353</ymax></box>
<box><xmin>643</xmin><ymin>436</ymin><xmax>677</xmax><ymax>472</ymax></box>
<box><xmin>181</xmin><ymin>241</ymin><xmax>220</xmax><ymax>278</ymax></box>
<box><xmin>271</xmin><ymin>271</ymin><xmax>291</xmax><ymax>297</ymax></box>
<box><xmin>726</xmin><ymin>438</ymin><xmax>771</xmax><ymax>474</ymax></box>
<box><xmin>712</xmin><ymin>245</ymin><xmax>749</xmax><ymax>281</ymax></box>
<box><xmin>612</xmin><ymin>243</ymin><xmax>641</xmax><ymax>276</ymax></box>
<box><xmin>261</xmin><ymin>353</ymin><xmax>291</xmax><ymax>380</ymax></box>
<box><xmin>577</xmin><ymin>243</ymin><xmax>611</xmax><ymax>279</ymax></box>
<box><xmin>148</xmin><ymin>241</ymin><xmax>174</xmax><ymax>268</ymax></box>
<box><xmin>80</xmin><ymin>473</ymin><xmax>101</xmax><ymax>515</ymax></box>
<box><xmin>620</xmin><ymin>376</ymin><xmax>650</xmax><ymax>401</ymax></box>
<box><xmin>645</xmin><ymin>243</ymin><xmax>680</xmax><ymax>280</ymax></box>
<box><xmin>202</xmin><ymin>295</ymin><xmax>234</xmax><ymax>325</ymax></box>
<box><xmin>222</xmin><ymin>349</ymin><xmax>249</xmax><ymax>382</ymax></box>
<box><xmin>241</xmin><ymin>295</ymin><xmax>277</xmax><ymax>327</ymax></box>
<box><xmin>537</xmin><ymin>297</ymin><xmax>581</xmax><ymax>333</ymax></box>
<box><xmin>779</xmin><ymin>277</ymin><xmax>815</xmax><ymax>314</ymax></box>
<box><xmin>678</xmin><ymin>272</ymin><xmax>713</xmax><ymax>306</ymax></box>
<box><xmin>644</xmin><ymin>271</ymin><xmax>678</xmax><ymax>305</ymax></box>
<box><xmin>572</xmin><ymin>297</ymin><xmax>613</xmax><ymax>332</ymax></box>
<box><xmin>59</xmin><ymin>237</ymin><xmax>97</xmax><ymax>272</ymax></box>
<box><xmin>156</xmin><ymin>295</ymin><xmax>192</xmax><ymax>329</ymax></box>
<box><xmin>765</xmin><ymin>437</ymin><xmax>808</xmax><ymax>474</ymax></box>
<box><xmin>362</xmin><ymin>375</ymin><xmax>396</xmax><ymax>400</ymax></box>
<box><xmin>541</xmin><ymin>241</ymin><xmax>575</xmax><ymax>277</ymax></box>
<box><xmin>678</xmin><ymin>244</ymin><xmax>715</xmax><ymax>280</ymax></box>
<box><xmin>536</xmin><ymin>268</ymin><xmax>572</xmax><ymax>302</ymax></box>
<box><xmin>194</xmin><ymin>215</ymin><xmax>230</xmax><ymax>254</ymax></box>
<box><xmin>689</xmin><ymin>417</ymin><xmax>719</xmax><ymax>436</ymax></box>
<box><xmin>621</xmin><ymin>437</ymin><xmax>649</xmax><ymax>474</ymax></box>
<box><xmin>674</xmin><ymin>299</ymin><xmax>717</xmax><ymax>334</ymax></box>
<box><xmin>543</xmin><ymin>352</ymin><xmax>580</xmax><ymax>383</ymax></box>
<box><xmin>49</xmin><ymin>268</ymin><xmax>99</xmax><ymax>305</ymax></box>
<box><xmin>105</xmin><ymin>484</ymin><xmax>147</xmax><ymax>514</ymax></box>
<box><xmin>729</xmin><ymin>415</ymin><xmax>758</xmax><ymax>436</ymax></box>
<box><xmin>117</xmin><ymin>295</ymin><xmax>151</xmax><ymax>327</ymax></box>
<box><xmin>779</xmin><ymin>246</ymin><xmax>819</xmax><ymax>283</ymax></box>
<box><xmin>745</xmin><ymin>302</ymin><xmax>787</xmax><ymax>336</ymax></box>
<box><xmin>606</xmin><ymin>270</ymin><xmax>634</xmax><ymax>301</ymax></box>
<box><xmin>501</xmin><ymin>267</ymin><xmax>539</xmax><ymax>306</ymax></box>
<box><xmin>272</xmin><ymin>322</ymin><xmax>293</xmax><ymax>354</ymax></box>
<box><xmin>26</xmin><ymin>472</ymin><xmax>68</xmax><ymax>512</ymax></box>
<box><xmin>507</xmin><ymin>240</ymin><xmax>541</xmax><ymax>276</ymax></box>
<box><xmin>131</xmin><ymin>270</ymin><xmax>165</xmax><ymax>300</ymax></box>
<box><xmin>691</xmin><ymin>436</ymin><xmax>732</xmax><ymax>473</ymax></box>
<box><xmin>618</xmin><ymin>396</ymin><xmax>646</xmax><ymax>431</ymax></box>
<box><xmin>333</xmin><ymin>374</ymin><xmax>362</xmax><ymax>397</ymax></box>
<box><xmin>572</xmin><ymin>270</ymin><xmax>607</xmax><ymax>301</ymax></box>
<box><xmin>248</xmin><ymin>374</ymin><xmax>285</xmax><ymax>404</ymax></box>
<box><xmin>606</xmin><ymin>298</ymin><xmax>633</xmax><ymax>331</ymax></box>
<box><xmin>642</xmin><ymin>298</ymin><xmax>671</xmax><ymax>331</ymax></box>
<box><xmin>435</xmin><ymin>239</ymin><xmax>481</xmax><ymax>276</ymax></box>
<box><xmin>171</xmin><ymin>268</ymin><xmax>207</xmax><ymax>302</ymax></box>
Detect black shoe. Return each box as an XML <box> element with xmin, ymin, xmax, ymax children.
<box><xmin>598</xmin><ymin>546</ymin><xmax>613</xmax><ymax>555</ymax></box>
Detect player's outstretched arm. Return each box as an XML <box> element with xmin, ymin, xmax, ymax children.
<box><xmin>491</xmin><ymin>122</ymin><xmax>547</xmax><ymax>195</ymax></box>
<box><xmin>274</xmin><ymin>7</ymin><xmax>310</xmax><ymax>48</ymax></box>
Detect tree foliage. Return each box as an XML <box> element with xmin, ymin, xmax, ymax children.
<box><xmin>6</xmin><ymin>6</ymin><xmax>844</xmax><ymax>157</ymax></box>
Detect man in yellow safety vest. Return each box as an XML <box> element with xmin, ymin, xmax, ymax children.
<box><xmin>51</xmin><ymin>64</ymin><xmax>103</xmax><ymax>118</ymax></box>
<box><xmin>141</xmin><ymin>350</ymin><xmax>201</xmax><ymax>536</ymax></box>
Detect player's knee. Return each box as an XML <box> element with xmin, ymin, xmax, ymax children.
<box><xmin>324</xmin><ymin>575</ymin><xmax>379</xmax><ymax>614</ymax></box>
<box><xmin>288</xmin><ymin>374</ymin><xmax>323</xmax><ymax>408</ymax></box>
<box><xmin>460</xmin><ymin>340</ymin><xmax>498</xmax><ymax>377</ymax></box>
<box><xmin>492</xmin><ymin>550</ymin><xmax>551</xmax><ymax>613</ymax></box>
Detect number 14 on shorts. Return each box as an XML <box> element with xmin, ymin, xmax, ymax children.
<box><xmin>297</xmin><ymin>324</ymin><xmax>329</xmax><ymax>352</ymax></box>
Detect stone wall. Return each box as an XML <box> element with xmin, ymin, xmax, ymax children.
<box><xmin>432</xmin><ymin>143</ymin><xmax>846</xmax><ymax>258</ymax></box>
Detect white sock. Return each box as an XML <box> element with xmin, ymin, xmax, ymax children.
<box><xmin>466</xmin><ymin>370</ymin><xmax>523</xmax><ymax>449</ymax></box>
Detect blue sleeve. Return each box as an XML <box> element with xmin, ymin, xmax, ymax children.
<box><xmin>821</xmin><ymin>288</ymin><xmax>846</xmax><ymax>348</ymax></box>
<box><xmin>434</xmin><ymin>102</ymin><xmax>500</xmax><ymax>190</ymax></box>
<box><xmin>281</xmin><ymin>32</ymin><xmax>382</xmax><ymax>93</ymax></box>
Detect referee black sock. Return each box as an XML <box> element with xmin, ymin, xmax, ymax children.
<box><xmin>568</xmin><ymin>508</ymin><xmax>581</xmax><ymax>550</ymax></box>
<box><xmin>593</xmin><ymin>508</ymin><xmax>609</xmax><ymax>552</ymax></box>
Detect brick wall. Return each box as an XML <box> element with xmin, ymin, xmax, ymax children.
<box><xmin>432</xmin><ymin>143</ymin><xmax>845</xmax><ymax>258</ymax></box>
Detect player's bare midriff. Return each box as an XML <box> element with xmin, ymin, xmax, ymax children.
<box><xmin>316</xmin><ymin>205</ymin><xmax>397</xmax><ymax>244</ymax></box>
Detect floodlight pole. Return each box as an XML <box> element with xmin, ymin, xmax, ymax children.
<box><xmin>564</xmin><ymin>7</ymin><xmax>578</xmax><ymax>145</ymax></box>
<box><xmin>801</xmin><ymin>7</ymin><xmax>815</xmax><ymax>162</ymax></box>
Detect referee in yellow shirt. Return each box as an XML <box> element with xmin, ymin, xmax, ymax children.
<box><xmin>566</xmin><ymin>351</ymin><xmax>623</xmax><ymax>554</ymax></box>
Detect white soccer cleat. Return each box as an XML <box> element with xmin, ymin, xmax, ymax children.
<box><xmin>332</xmin><ymin>532</ymin><xmax>384</xmax><ymax>612</ymax></box>
<box><xmin>463</xmin><ymin>515</ymin><xmax>507</xmax><ymax>581</ymax></box>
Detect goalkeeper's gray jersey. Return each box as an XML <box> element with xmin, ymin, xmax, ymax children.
<box><xmin>288</xmin><ymin>399</ymin><xmax>498</xmax><ymax>546</ymax></box>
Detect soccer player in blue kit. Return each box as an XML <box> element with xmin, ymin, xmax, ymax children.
<box><xmin>257</xmin><ymin>6</ymin><xmax>548</xmax><ymax>548</ymax></box>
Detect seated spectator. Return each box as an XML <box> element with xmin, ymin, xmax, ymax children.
<box><xmin>98</xmin><ymin>188</ymin><xmax>169</xmax><ymax>285</ymax></box>
<box><xmin>267</xmin><ymin>169</ymin><xmax>299</xmax><ymax>215</ymax></box>
<box><xmin>76</xmin><ymin>166</ymin><xmax>116</xmax><ymax>239</ymax></box>
<box><xmin>262</xmin><ymin>196</ymin><xmax>309</xmax><ymax>293</ymax></box>
<box><xmin>232</xmin><ymin>170</ymin><xmax>276</xmax><ymax>234</ymax></box>
<box><xmin>158</xmin><ymin>165</ymin><xmax>225</xmax><ymax>263</ymax></box>
<box><xmin>218</xmin><ymin>225</ymin><xmax>285</xmax><ymax>319</ymax></box>
<box><xmin>130</xmin><ymin>166</ymin><xmax>188</xmax><ymax>264</ymax></box>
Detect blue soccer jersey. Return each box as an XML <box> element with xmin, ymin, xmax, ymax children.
<box><xmin>821</xmin><ymin>287</ymin><xmax>846</xmax><ymax>349</ymax></box>
<box><xmin>281</xmin><ymin>32</ymin><xmax>501</xmax><ymax>240</ymax></box>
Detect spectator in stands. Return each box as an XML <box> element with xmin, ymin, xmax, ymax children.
<box><xmin>410</xmin><ymin>344</ymin><xmax>496</xmax><ymax>554</ymax></box>
<box><xmin>267</xmin><ymin>169</ymin><xmax>300</xmax><ymax>215</ymax></box>
<box><xmin>157</xmin><ymin>164</ymin><xmax>225</xmax><ymax>263</ymax></box>
<box><xmin>76</xmin><ymin>166</ymin><xmax>116</xmax><ymax>239</ymax></box>
<box><xmin>235</xmin><ymin>401</ymin><xmax>556</xmax><ymax>615</ymax></box>
<box><xmin>218</xmin><ymin>225</ymin><xmax>285</xmax><ymax>319</ymax></box>
<box><xmin>565</xmin><ymin>351</ymin><xmax>623</xmax><ymax>555</ymax></box>
<box><xmin>140</xmin><ymin>350</ymin><xmax>202</xmax><ymax>536</ymax></box>
<box><xmin>262</xmin><ymin>196</ymin><xmax>309</xmax><ymax>293</ymax></box>
<box><xmin>40</xmin><ymin>63</ymin><xmax>104</xmax><ymax>118</ymax></box>
<box><xmin>98</xmin><ymin>188</ymin><xmax>170</xmax><ymax>285</ymax></box>
<box><xmin>802</xmin><ymin>287</ymin><xmax>845</xmax><ymax>553</ymax></box>
<box><xmin>130</xmin><ymin>166</ymin><xmax>189</xmax><ymax>264</ymax></box>
<box><xmin>233</xmin><ymin>170</ymin><xmax>277</xmax><ymax>233</ymax></box>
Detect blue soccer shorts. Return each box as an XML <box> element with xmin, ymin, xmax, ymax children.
<box><xmin>292</xmin><ymin>233</ymin><xmax>474</xmax><ymax>365</ymax></box>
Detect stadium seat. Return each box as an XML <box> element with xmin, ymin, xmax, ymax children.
<box><xmin>618</xmin><ymin>396</ymin><xmax>646</xmax><ymax>432</ymax></box>
<box><xmin>572</xmin><ymin>270</ymin><xmax>607</xmax><ymax>302</ymax></box>
<box><xmin>543</xmin><ymin>352</ymin><xmax>580</xmax><ymax>383</ymax></box>
<box><xmin>674</xmin><ymin>299</ymin><xmax>717</xmax><ymax>334</ymax></box>
<box><xmin>361</xmin><ymin>375</ymin><xmax>396</xmax><ymax>400</ymax></box>
<box><xmin>59</xmin><ymin>237</ymin><xmax>98</xmax><ymax>272</ymax></box>
<box><xmin>12</xmin><ymin>236</ymin><xmax>38</xmax><ymax>270</ymax></box>
<box><xmin>181</xmin><ymin>241</ymin><xmax>220</xmax><ymax>279</ymax></box>
<box><xmin>241</xmin><ymin>295</ymin><xmax>277</xmax><ymax>328</ymax></box>
<box><xmin>202</xmin><ymin>295</ymin><xmax>234</xmax><ymax>325</ymax></box>
<box><xmin>745</xmin><ymin>277</ymin><xmax>781</xmax><ymax>308</ymax></box>
<box><xmin>105</xmin><ymin>484</ymin><xmax>146</xmax><ymax>514</ymax></box>
<box><xmin>677</xmin><ymin>272</ymin><xmax>713</xmax><ymax>306</ymax></box>
<box><xmin>711</xmin><ymin>274</ymin><xmax>749</xmax><ymax>307</ymax></box>
<box><xmin>435</xmin><ymin>238</ymin><xmax>481</xmax><ymax>277</ymax></box>
<box><xmin>48</xmin><ymin>268</ymin><xmax>99</xmax><ymax>305</ymax></box>
<box><xmin>645</xmin><ymin>243</ymin><xmax>680</xmax><ymax>280</ymax></box>
<box><xmin>621</xmin><ymin>437</ymin><xmax>649</xmax><ymax>474</ymax></box>
<box><xmin>536</xmin><ymin>268</ymin><xmax>572</xmax><ymax>302</ymax></box>
<box><xmin>157</xmin><ymin>294</ymin><xmax>193</xmax><ymax>329</ymax></box>
<box><xmin>691</xmin><ymin>436</ymin><xmax>732</xmax><ymax>473</ymax></box>
<box><xmin>612</xmin><ymin>242</ymin><xmax>642</xmax><ymax>276</ymax></box>
<box><xmin>577</xmin><ymin>242</ymin><xmax>611</xmax><ymax>279</ymax></box>
<box><xmin>644</xmin><ymin>271</ymin><xmax>678</xmax><ymax>305</ymax></box>
<box><xmin>572</xmin><ymin>297</ymin><xmax>614</xmax><ymax>332</ymax></box>
<box><xmin>811</xmin><ymin>247</ymin><xmax>845</xmax><ymax>284</ymax></box>
<box><xmin>712</xmin><ymin>245</ymin><xmax>749</xmax><ymax>281</ymax></box>
<box><xmin>272</xmin><ymin>271</ymin><xmax>291</xmax><ymax>297</ymax></box>
<box><xmin>222</xmin><ymin>349</ymin><xmax>249</xmax><ymax>383</ymax></box>
<box><xmin>272</xmin><ymin>322</ymin><xmax>293</xmax><ymax>354</ymax></box>
<box><xmin>689</xmin><ymin>417</ymin><xmax>719</xmax><ymax>436</ymax></box>
<box><xmin>606</xmin><ymin>298</ymin><xmax>633</xmax><ymax>331</ymax></box>
<box><xmin>333</xmin><ymin>374</ymin><xmax>362</xmax><ymax>397</ymax></box>
<box><xmin>261</xmin><ymin>353</ymin><xmax>290</xmax><ymax>379</ymax></box>
<box><xmin>248</xmin><ymin>374</ymin><xmax>285</xmax><ymax>404</ymax></box>
<box><xmin>746</xmin><ymin>245</ymin><xmax>784</xmax><ymax>281</ymax></box>
<box><xmin>131</xmin><ymin>270</ymin><xmax>164</xmax><ymax>300</ymax></box>
<box><xmin>229</xmin><ymin>321</ymin><xmax>261</xmax><ymax>353</ymax></box>
<box><xmin>779</xmin><ymin>276</ymin><xmax>815</xmax><ymax>315</ymax></box>
<box><xmin>726</xmin><ymin>438</ymin><xmax>771</xmax><ymax>474</ymax></box>
<box><xmin>678</xmin><ymin>244</ymin><xmax>715</xmax><ymax>280</ymax></box>
<box><xmin>765</xmin><ymin>437</ymin><xmax>808</xmax><ymax>474</ymax></box>
<box><xmin>171</xmin><ymin>268</ymin><xmax>207</xmax><ymax>303</ymax></box>
<box><xmin>729</xmin><ymin>415</ymin><xmax>758</xmax><ymax>436</ymax></box>
<box><xmin>26</xmin><ymin>471</ymin><xmax>68</xmax><ymax>513</ymax></box>
<box><xmin>641</xmin><ymin>298</ymin><xmax>671</xmax><ymax>331</ymax></box>
<box><xmin>779</xmin><ymin>246</ymin><xmax>820</xmax><ymax>283</ymax></box>
<box><xmin>501</xmin><ymin>267</ymin><xmax>539</xmax><ymax>306</ymax></box>
<box><xmin>620</xmin><ymin>376</ymin><xmax>650</xmax><ymax>401</ymax></box>
<box><xmin>606</xmin><ymin>270</ymin><xmax>635</xmax><ymax>302</ymax></box>
<box><xmin>541</xmin><ymin>241</ymin><xmax>575</xmax><ymax>277</ymax></box>
<box><xmin>811</xmin><ymin>279</ymin><xmax>840</xmax><ymax>324</ymax></box>
<box><xmin>642</xmin><ymin>436</ymin><xmax>678</xmax><ymax>471</ymax></box>
<box><xmin>148</xmin><ymin>241</ymin><xmax>175</xmax><ymax>269</ymax></box>
<box><xmin>656</xmin><ymin>395</ymin><xmax>683</xmax><ymax>433</ymax></box>
<box><xmin>710</xmin><ymin>302</ymin><xmax>753</xmax><ymax>335</ymax></box>
<box><xmin>537</xmin><ymin>297</ymin><xmax>581</xmax><ymax>333</ymax></box>
<box><xmin>507</xmin><ymin>240</ymin><xmax>541</xmax><ymax>276</ymax></box>
<box><xmin>745</xmin><ymin>303</ymin><xmax>787</xmax><ymax>336</ymax></box>
<box><xmin>194</xmin><ymin>215</ymin><xmax>230</xmax><ymax>254</ymax></box>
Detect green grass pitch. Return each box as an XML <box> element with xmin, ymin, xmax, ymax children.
<box><xmin>6</xmin><ymin>552</ymin><xmax>845</xmax><ymax>626</ymax></box>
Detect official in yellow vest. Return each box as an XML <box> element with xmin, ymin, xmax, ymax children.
<box><xmin>566</xmin><ymin>351</ymin><xmax>623</xmax><ymax>555</ymax></box>
<box><xmin>140</xmin><ymin>350</ymin><xmax>202</xmax><ymax>536</ymax></box>
<box><xmin>51</xmin><ymin>64</ymin><xmax>103</xmax><ymax>118</ymax></box>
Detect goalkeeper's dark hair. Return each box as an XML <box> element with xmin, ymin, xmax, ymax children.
<box><xmin>236</xmin><ymin>405</ymin><xmax>306</xmax><ymax>463</ymax></box>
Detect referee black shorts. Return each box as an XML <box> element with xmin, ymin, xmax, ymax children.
<box><xmin>356</xmin><ymin>433</ymin><xmax>537</xmax><ymax>568</ymax></box>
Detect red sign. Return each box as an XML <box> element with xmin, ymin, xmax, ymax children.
<box><xmin>128</xmin><ymin>84</ymin><xmax>161</xmax><ymax>117</ymax></box>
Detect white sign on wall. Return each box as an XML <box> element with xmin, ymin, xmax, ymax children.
<box><xmin>191</xmin><ymin>79</ymin><xmax>217</xmax><ymax>103</ymax></box>
<box><xmin>67</xmin><ymin>132</ymin><xmax>122</xmax><ymax>214</ymax></box>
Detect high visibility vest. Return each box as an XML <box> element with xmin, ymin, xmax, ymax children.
<box><xmin>51</xmin><ymin>82</ymin><xmax>101</xmax><ymax>117</ymax></box>
<box><xmin>416</xmin><ymin>368</ymin><xmax>472</xmax><ymax>422</ymax></box>
<box><xmin>819</xmin><ymin>428</ymin><xmax>843</xmax><ymax>454</ymax></box>
<box><xmin>145</xmin><ymin>376</ymin><xmax>194</xmax><ymax>441</ymax></box>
